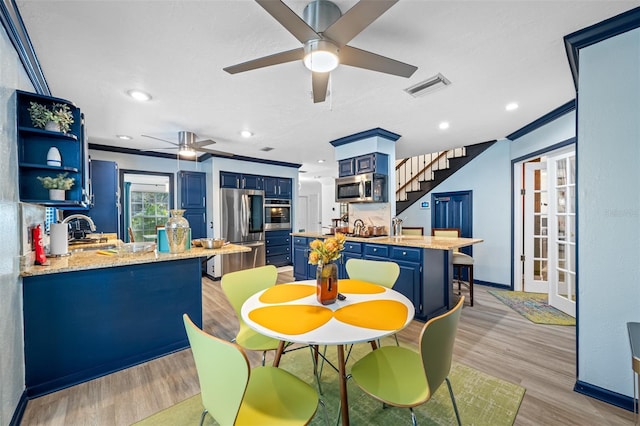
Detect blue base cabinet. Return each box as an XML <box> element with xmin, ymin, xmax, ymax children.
<box><xmin>22</xmin><ymin>258</ymin><xmax>203</xmax><ymax>397</ymax></box>
<box><xmin>293</xmin><ymin>236</ymin><xmax>313</xmax><ymax>280</ymax></box>
<box><xmin>266</xmin><ymin>230</ymin><xmax>292</xmax><ymax>267</ymax></box>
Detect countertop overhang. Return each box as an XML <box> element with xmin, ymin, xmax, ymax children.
<box><xmin>20</xmin><ymin>243</ymin><xmax>251</xmax><ymax>277</ymax></box>
<box><xmin>291</xmin><ymin>232</ymin><xmax>483</xmax><ymax>250</ymax></box>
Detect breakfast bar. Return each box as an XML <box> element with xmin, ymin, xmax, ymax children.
<box><xmin>291</xmin><ymin>232</ymin><xmax>483</xmax><ymax>320</ymax></box>
<box><xmin>20</xmin><ymin>243</ymin><xmax>250</xmax><ymax>397</ymax></box>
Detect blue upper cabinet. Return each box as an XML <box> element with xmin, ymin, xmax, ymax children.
<box><xmin>220</xmin><ymin>171</ymin><xmax>263</xmax><ymax>190</ymax></box>
<box><xmin>16</xmin><ymin>90</ymin><xmax>88</xmax><ymax>208</ymax></box>
<box><xmin>338</xmin><ymin>158</ymin><xmax>355</xmax><ymax>177</ymax></box>
<box><xmin>264</xmin><ymin>177</ymin><xmax>292</xmax><ymax>198</ymax></box>
<box><xmin>179</xmin><ymin>171</ymin><xmax>207</xmax><ymax>239</ymax></box>
<box><xmin>355</xmin><ymin>153</ymin><xmax>388</xmax><ymax>175</ymax></box>
<box><xmin>338</xmin><ymin>153</ymin><xmax>389</xmax><ymax>177</ymax></box>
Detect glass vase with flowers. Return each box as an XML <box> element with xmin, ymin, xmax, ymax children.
<box><xmin>308</xmin><ymin>233</ymin><xmax>346</xmax><ymax>305</ymax></box>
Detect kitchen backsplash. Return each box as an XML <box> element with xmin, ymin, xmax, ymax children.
<box><xmin>348</xmin><ymin>203</ymin><xmax>391</xmax><ymax>233</ymax></box>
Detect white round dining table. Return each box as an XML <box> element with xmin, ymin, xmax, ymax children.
<box><xmin>241</xmin><ymin>279</ymin><xmax>415</xmax><ymax>426</ymax></box>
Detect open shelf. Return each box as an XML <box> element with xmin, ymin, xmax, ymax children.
<box><xmin>18</xmin><ymin>126</ymin><xmax>78</xmax><ymax>141</ymax></box>
<box><xmin>19</xmin><ymin>163</ymin><xmax>79</xmax><ymax>173</ymax></box>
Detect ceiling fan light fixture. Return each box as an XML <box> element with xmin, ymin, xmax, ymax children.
<box><xmin>178</xmin><ymin>145</ymin><xmax>197</xmax><ymax>158</ymax></box>
<box><xmin>303</xmin><ymin>40</ymin><xmax>339</xmax><ymax>73</ymax></box>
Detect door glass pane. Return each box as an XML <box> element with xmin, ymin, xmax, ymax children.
<box><xmin>557</xmin><ymin>189</ymin><xmax>566</xmax><ymax>213</ymax></box>
<box><xmin>556</xmin><ymin>160</ymin><xmax>566</xmax><ymax>185</ymax></box>
<box><xmin>534</xmin><ymin>260</ymin><xmax>548</xmax><ymax>281</ymax></box>
<box><xmin>568</xmin><ymin>187</ymin><xmax>575</xmax><ymax>213</ymax></box>
<box><xmin>567</xmin><ymin>215</ymin><xmax>575</xmax><ymax>243</ymax></box>
<box><xmin>569</xmin><ymin>156</ymin><xmax>576</xmax><ymax>184</ymax></box>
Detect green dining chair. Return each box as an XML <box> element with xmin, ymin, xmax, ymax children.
<box><xmin>345</xmin><ymin>258</ymin><xmax>400</xmax><ymax>289</ymax></box>
<box><xmin>349</xmin><ymin>297</ymin><xmax>465</xmax><ymax>426</ymax></box>
<box><xmin>221</xmin><ymin>265</ymin><xmax>281</xmax><ymax>366</ymax></box>
<box><xmin>346</xmin><ymin>258</ymin><xmax>401</xmax><ymax>346</ymax></box>
<box><xmin>183</xmin><ymin>314</ymin><xmax>320</xmax><ymax>426</ymax></box>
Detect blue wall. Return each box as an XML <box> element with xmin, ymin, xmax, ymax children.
<box><xmin>577</xmin><ymin>27</ymin><xmax>640</xmax><ymax>398</ymax></box>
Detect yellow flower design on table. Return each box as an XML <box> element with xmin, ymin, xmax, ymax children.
<box><xmin>249</xmin><ymin>279</ymin><xmax>409</xmax><ymax>335</ymax></box>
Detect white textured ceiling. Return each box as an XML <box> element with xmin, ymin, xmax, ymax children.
<box><xmin>15</xmin><ymin>0</ymin><xmax>639</xmax><ymax>178</ymax></box>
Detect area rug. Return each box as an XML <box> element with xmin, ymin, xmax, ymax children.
<box><xmin>134</xmin><ymin>341</ymin><xmax>525</xmax><ymax>426</ymax></box>
<box><xmin>489</xmin><ymin>290</ymin><xmax>576</xmax><ymax>326</ymax></box>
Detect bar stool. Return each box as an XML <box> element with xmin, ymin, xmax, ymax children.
<box><xmin>432</xmin><ymin>228</ymin><xmax>474</xmax><ymax>306</ymax></box>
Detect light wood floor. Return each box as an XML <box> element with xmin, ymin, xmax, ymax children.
<box><xmin>21</xmin><ymin>272</ymin><xmax>635</xmax><ymax>425</ymax></box>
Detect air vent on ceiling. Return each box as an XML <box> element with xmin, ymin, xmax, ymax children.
<box><xmin>260</xmin><ymin>147</ymin><xmax>274</xmax><ymax>152</ymax></box>
<box><xmin>404</xmin><ymin>73</ymin><xmax>451</xmax><ymax>98</ymax></box>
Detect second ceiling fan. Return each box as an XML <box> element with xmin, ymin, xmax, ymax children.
<box><xmin>224</xmin><ymin>0</ymin><xmax>417</xmax><ymax>103</ymax></box>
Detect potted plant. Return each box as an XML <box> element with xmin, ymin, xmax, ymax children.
<box><xmin>37</xmin><ymin>173</ymin><xmax>75</xmax><ymax>200</ymax></box>
<box><xmin>28</xmin><ymin>101</ymin><xmax>74</xmax><ymax>133</ymax></box>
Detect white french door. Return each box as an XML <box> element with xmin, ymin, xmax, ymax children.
<box><xmin>547</xmin><ymin>153</ymin><xmax>576</xmax><ymax>317</ymax></box>
<box><xmin>523</xmin><ymin>162</ymin><xmax>549</xmax><ymax>293</ymax></box>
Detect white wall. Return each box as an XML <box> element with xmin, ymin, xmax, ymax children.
<box><xmin>510</xmin><ymin>110</ymin><xmax>576</xmax><ymax>160</ymax></box>
<box><xmin>0</xmin><ymin>21</ymin><xmax>35</xmax><ymax>425</ymax></box>
<box><xmin>577</xmin><ymin>27</ymin><xmax>640</xmax><ymax>398</ymax></box>
<box><xmin>401</xmin><ymin>140</ymin><xmax>513</xmax><ymax>286</ymax></box>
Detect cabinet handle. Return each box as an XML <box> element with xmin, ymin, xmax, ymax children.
<box><xmin>202</xmin><ymin>196</ymin><xmax>205</xmax><ymax>207</ymax></box>
<box><xmin>373</xmin><ymin>248</ymin><xmax>377</xmax><ymax>252</ymax></box>
<box><xmin>402</xmin><ymin>251</ymin><xmax>407</xmax><ymax>256</ymax></box>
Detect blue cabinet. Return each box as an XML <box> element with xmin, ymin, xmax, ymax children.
<box><xmin>179</xmin><ymin>171</ymin><xmax>207</xmax><ymax>239</ymax></box>
<box><xmin>293</xmin><ymin>236</ymin><xmax>312</xmax><ymax>280</ymax></box>
<box><xmin>264</xmin><ymin>177</ymin><xmax>292</xmax><ymax>198</ymax></box>
<box><xmin>16</xmin><ymin>90</ymin><xmax>88</xmax><ymax>208</ymax></box>
<box><xmin>338</xmin><ymin>241</ymin><xmax>363</xmax><ymax>279</ymax></box>
<box><xmin>266</xmin><ymin>229</ymin><xmax>292</xmax><ymax>267</ymax></box>
<box><xmin>220</xmin><ymin>172</ymin><xmax>263</xmax><ymax>190</ymax></box>
<box><xmin>338</xmin><ymin>153</ymin><xmax>389</xmax><ymax>177</ymax></box>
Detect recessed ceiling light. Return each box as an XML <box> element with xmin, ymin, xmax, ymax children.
<box><xmin>240</xmin><ymin>130</ymin><xmax>253</xmax><ymax>138</ymax></box>
<box><xmin>439</xmin><ymin>121</ymin><xmax>450</xmax><ymax>130</ymax></box>
<box><xmin>318</xmin><ymin>159</ymin><xmax>325</xmax><ymax>163</ymax></box>
<box><xmin>117</xmin><ymin>135</ymin><xmax>132</xmax><ymax>140</ymax></box>
<box><xmin>506</xmin><ymin>102</ymin><xmax>519</xmax><ymax>111</ymax></box>
<box><xmin>127</xmin><ymin>89</ymin><xmax>152</xmax><ymax>102</ymax></box>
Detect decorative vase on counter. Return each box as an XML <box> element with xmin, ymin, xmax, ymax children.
<box><xmin>316</xmin><ymin>262</ymin><xmax>338</xmax><ymax>305</ymax></box>
<box><xmin>165</xmin><ymin>209</ymin><xmax>190</xmax><ymax>253</ymax></box>
<box><xmin>49</xmin><ymin>189</ymin><xmax>65</xmax><ymax>201</ymax></box>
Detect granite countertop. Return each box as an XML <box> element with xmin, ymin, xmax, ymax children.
<box><xmin>21</xmin><ymin>243</ymin><xmax>251</xmax><ymax>277</ymax></box>
<box><xmin>291</xmin><ymin>232</ymin><xmax>483</xmax><ymax>250</ymax></box>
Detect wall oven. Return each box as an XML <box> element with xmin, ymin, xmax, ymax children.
<box><xmin>335</xmin><ymin>172</ymin><xmax>387</xmax><ymax>203</ymax></box>
<box><xmin>264</xmin><ymin>199</ymin><xmax>292</xmax><ymax>230</ymax></box>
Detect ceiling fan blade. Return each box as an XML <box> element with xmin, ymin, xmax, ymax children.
<box><xmin>339</xmin><ymin>45</ymin><xmax>417</xmax><ymax>78</ymax></box>
<box><xmin>323</xmin><ymin>0</ymin><xmax>398</xmax><ymax>47</ymax></box>
<box><xmin>141</xmin><ymin>134</ymin><xmax>179</xmax><ymax>146</ymax></box>
<box><xmin>192</xmin><ymin>139</ymin><xmax>218</xmax><ymax>147</ymax></box>
<box><xmin>224</xmin><ymin>47</ymin><xmax>304</xmax><ymax>74</ymax></box>
<box><xmin>256</xmin><ymin>0</ymin><xmax>320</xmax><ymax>43</ymax></box>
<box><xmin>195</xmin><ymin>147</ymin><xmax>234</xmax><ymax>157</ymax></box>
<box><xmin>312</xmin><ymin>71</ymin><xmax>329</xmax><ymax>103</ymax></box>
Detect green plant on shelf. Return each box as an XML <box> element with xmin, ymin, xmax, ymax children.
<box><xmin>37</xmin><ymin>173</ymin><xmax>75</xmax><ymax>190</ymax></box>
<box><xmin>28</xmin><ymin>101</ymin><xmax>74</xmax><ymax>133</ymax></box>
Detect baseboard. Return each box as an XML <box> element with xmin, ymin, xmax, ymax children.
<box><xmin>9</xmin><ymin>391</ymin><xmax>28</xmax><ymax>426</ymax></box>
<box><xmin>474</xmin><ymin>280</ymin><xmax>510</xmax><ymax>289</ymax></box>
<box><xmin>204</xmin><ymin>273</ymin><xmax>220</xmax><ymax>281</ymax></box>
<box><xmin>574</xmin><ymin>380</ymin><xmax>636</xmax><ymax>412</ymax></box>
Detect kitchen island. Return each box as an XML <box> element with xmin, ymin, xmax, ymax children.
<box><xmin>20</xmin><ymin>243</ymin><xmax>250</xmax><ymax>397</ymax></box>
<box><xmin>291</xmin><ymin>232</ymin><xmax>483</xmax><ymax>320</ymax></box>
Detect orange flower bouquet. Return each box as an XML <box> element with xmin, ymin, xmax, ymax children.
<box><xmin>308</xmin><ymin>233</ymin><xmax>346</xmax><ymax>305</ymax></box>
<box><xmin>308</xmin><ymin>233</ymin><xmax>346</xmax><ymax>266</ymax></box>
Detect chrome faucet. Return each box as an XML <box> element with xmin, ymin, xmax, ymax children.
<box><xmin>62</xmin><ymin>214</ymin><xmax>97</xmax><ymax>232</ymax></box>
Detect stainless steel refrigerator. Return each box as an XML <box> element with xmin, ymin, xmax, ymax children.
<box><xmin>220</xmin><ymin>188</ymin><xmax>265</xmax><ymax>275</ymax></box>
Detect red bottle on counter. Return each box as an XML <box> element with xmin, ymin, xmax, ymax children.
<box><xmin>32</xmin><ymin>224</ymin><xmax>47</xmax><ymax>265</ymax></box>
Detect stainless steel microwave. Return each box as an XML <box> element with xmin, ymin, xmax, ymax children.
<box><xmin>335</xmin><ymin>173</ymin><xmax>387</xmax><ymax>203</ymax></box>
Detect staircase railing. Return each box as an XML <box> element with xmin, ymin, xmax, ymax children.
<box><xmin>395</xmin><ymin>148</ymin><xmax>466</xmax><ymax>201</ymax></box>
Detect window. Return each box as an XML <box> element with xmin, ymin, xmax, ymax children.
<box><xmin>129</xmin><ymin>185</ymin><xmax>169</xmax><ymax>242</ymax></box>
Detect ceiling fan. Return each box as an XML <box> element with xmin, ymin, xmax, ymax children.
<box><xmin>224</xmin><ymin>0</ymin><xmax>417</xmax><ymax>103</ymax></box>
<box><xmin>141</xmin><ymin>131</ymin><xmax>234</xmax><ymax>158</ymax></box>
